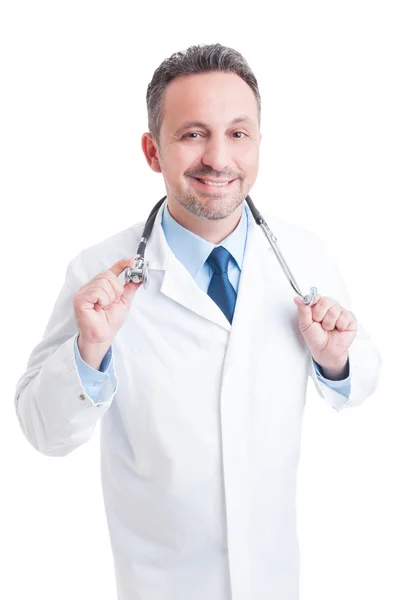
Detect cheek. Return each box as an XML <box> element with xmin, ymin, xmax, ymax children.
<box><xmin>167</xmin><ymin>147</ymin><xmax>199</xmax><ymax>177</ymax></box>
<box><xmin>245</xmin><ymin>148</ymin><xmax>260</xmax><ymax>170</ymax></box>
<box><xmin>240</xmin><ymin>159</ymin><xmax>259</xmax><ymax>186</ymax></box>
<box><xmin>235</xmin><ymin>147</ymin><xmax>259</xmax><ymax>174</ymax></box>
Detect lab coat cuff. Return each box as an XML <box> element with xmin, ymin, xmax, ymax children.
<box><xmin>15</xmin><ymin>335</ymin><xmax>118</xmax><ymax>456</ymax></box>
<box><xmin>309</xmin><ymin>323</ymin><xmax>381</xmax><ymax>412</ymax></box>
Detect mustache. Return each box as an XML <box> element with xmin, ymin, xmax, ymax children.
<box><xmin>187</xmin><ymin>172</ymin><xmax>239</xmax><ymax>180</ymax></box>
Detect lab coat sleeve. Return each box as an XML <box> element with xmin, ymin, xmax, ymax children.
<box><xmin>14</xmin><ymin>255</ymin><xmax>119</xmax><ymax>457</ymax></box>
<box><xmin>308</xmin><ymin>239</ymin><xmax>382</xmax><ymax>412</ymax></box>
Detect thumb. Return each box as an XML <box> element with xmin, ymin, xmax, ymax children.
<box><xmin>293</xmin><ymin>296</ymin><xmax>314</xmax><ymax>330</ymax></box>
<box><xmin>122</xmin><ymin>279</ymin><xmax>142</xmax><ymax>305</ymax></box>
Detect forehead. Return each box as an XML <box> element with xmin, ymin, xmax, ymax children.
<box><xmin>161</xmin><ymin>72</ymin><xmax>258</xmax><ymax>132</ymax></box>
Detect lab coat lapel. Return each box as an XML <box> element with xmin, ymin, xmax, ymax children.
<box><xmin>142</xmin><ymin>197</ymin><xmax>230</xmax><ymax>330</ymax></box>
<box><xmin>144</xmin><ymin>196</ymin><xmax>285</xmax><ymax>332</ymax></box>
<box><xmin>161</xmin><ymin>253</ymin><xmax>232</xmax><ymax>331</ymax></box>
<box><xmin>224</xmin><ymin>205</ymin><xmax>293</xmax><ymax>358</ymax></box>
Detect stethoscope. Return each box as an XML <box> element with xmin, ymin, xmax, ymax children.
<box><xmin>124</xmin><ymin>195</ymin><xmax>318</xmax><ymax>305</ymax></box>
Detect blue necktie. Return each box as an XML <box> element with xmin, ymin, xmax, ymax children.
<box><xmin>206</xmin><ymin>246</ymin><xmax>237</xmax><ymax>323</ymax></box>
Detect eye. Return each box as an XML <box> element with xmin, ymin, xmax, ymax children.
<box><xmin>182</xmin><ymin>131</ymin><xmax>248</xmax><ymax>140</ymax></box>
<box><xmin>182</xmin><ymin>132</ymin><xmax>202</xmax><ymax>139</ymax></box>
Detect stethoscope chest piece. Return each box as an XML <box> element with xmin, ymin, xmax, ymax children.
<box><xmin>125</xmin><ymin>256</ymin><xmax>150</xmax><ymax>288</ymax></box>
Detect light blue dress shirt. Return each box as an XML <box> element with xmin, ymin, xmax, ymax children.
<box><xmin>74</xmin><ymin>201</ymin><xmax>351</xmax><ymax>401</ymax></box>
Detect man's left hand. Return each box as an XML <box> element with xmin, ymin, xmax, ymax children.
<box><xmin>293</xmin><ymin>295</ymin><xmax>357</xmax><ymax>375</ymax></box>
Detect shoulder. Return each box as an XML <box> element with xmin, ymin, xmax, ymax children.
<box><xmin>67</xmin><ymin>219</ymin><xmax>146</xmax><ymax>283</ymax></box>
<box><xmin>256</xmin><ymin>208</ymin><xmax>346</xmax><ymax>299</ymax></box>
<box><xmin>253</xmin><ymin>208</ymin><xmax>326</xmax><ymax>253</ymax></box>
<box><xmin>249</xmin><ymin>206</ymin><xmax>339</xmax><ymax>281</ymax></box>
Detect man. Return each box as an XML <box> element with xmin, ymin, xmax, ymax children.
<box><xmin>15</xmin><ymin>43</ymin><xmax>381</xmax><ymax>600</ymax></box>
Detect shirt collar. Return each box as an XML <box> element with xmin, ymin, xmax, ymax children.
<box><xmin>161</xmin><ymin>199</ymin><xmax>248</xmax><ymax>279</ymax></box>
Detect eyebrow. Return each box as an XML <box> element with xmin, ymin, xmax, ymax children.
<box><xmin>175</xmin><ymin>115</ymin><xmax>256</xmax><ymax>134</ymax></box>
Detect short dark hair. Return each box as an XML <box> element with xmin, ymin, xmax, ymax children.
<box><xmin>146</xmin><ymin>43</ymin><xmax>261</xmax><ymax>145</ymax></box>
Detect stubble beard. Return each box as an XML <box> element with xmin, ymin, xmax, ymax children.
<box><xmin>171</xmin><ymin>186</ymin><xmax>246</xmax><ymax>221</ymax></box>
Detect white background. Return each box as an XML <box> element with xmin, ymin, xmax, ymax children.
<box><xmin>1</xmin><ymin>1</ymin><xmax>396</xmax><ymax>598</ymax></box>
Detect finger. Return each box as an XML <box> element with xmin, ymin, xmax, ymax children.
<box><xmin>109</xmin><ymin>257</ymin><xmax>136</xmax><ymax>278</ymax></box>
<box><xmin>80</xmin><ymin>259</ymin><xmax>133</xmax><ymax>292</ymax></box>
<box><xmin>335</xmin><ymin>310</ymin><xmax>352</xmax><ymax>332</ymax></box>
<box><xmin>79</xmin><ymin>286</ymin><xmax>111</xmax><ymax>310</ymax></box>
<box><xmin>95</xmin><ymin>277</ymin><xmax>117</xmax><ymax>306</ymax></box>
<box><xmin>84</xmin><ymin>277</ymin><xmax>118</xmax><ymax>308</ymax></box>
<box><xmin>337</xmin><ymin>310</ymin><xmax>357</xmax><ymax>332</ymax></box>
<box><xmin>80</xmin><ymin>277</ymin><xmax>117</xmax><ymax>305</ymax></box>
<box><xmin>93</xmin><ymin>275</ymin><xmax>124</xmax><ymax>301</ymax></box>
<box><xmin>80</xmin><ymin>271</ymin><xmax>124</xmax><ymax>298</ymax></box>
<box><xmin>311</xmin><ymin>294</ymin><xmax>323</xmax><ymax>305</ymax></box>
<box><xmin>321</xmin><ymin>304</ymin><xmax>343</xmax><ymax>331</ymax></box>
<box><xmin>311</xmin><ymin>296</ymin><xmax>340</xmax><ymax>323</ymax></box>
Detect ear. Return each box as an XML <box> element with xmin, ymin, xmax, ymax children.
<box><xmin>141</xmin><ymin>133</ymin><xmax>162</xmax><ymax>173</ymax></box>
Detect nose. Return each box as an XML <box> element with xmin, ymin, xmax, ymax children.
<box><xmin>200</xmin><ymin>135</ymin><xmax>233</xmax><ymax>174</ymax></box>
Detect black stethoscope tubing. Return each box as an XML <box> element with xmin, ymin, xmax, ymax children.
<box><xmin>124</xmin><ymin>194</ymin><xmax>317</xmax><ymax>305</ymax></box>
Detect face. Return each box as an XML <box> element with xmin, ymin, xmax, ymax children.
<box><xmin>142</xmin><ymin>71</ymin><xmax>261</xmax><ymax>222</ymax></box>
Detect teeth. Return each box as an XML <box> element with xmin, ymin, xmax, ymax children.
<box><xmin>198</xmin><ymin>179</ymin><xmax>231</xmax><ymax>187</ymax></box>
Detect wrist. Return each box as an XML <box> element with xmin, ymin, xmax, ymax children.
<box><xmin>77</xmin><ymin>334</ymin><xmax>111</xmax><ymax>370</ymax></box>
<box><xmin>314</xmin><ymin>352</ymin><xmax>349</xmax><ymax>381</ymax></box>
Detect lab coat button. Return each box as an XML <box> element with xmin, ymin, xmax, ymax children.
<box><xmin>79</xmin><ymin>394</ymin><xmax>86</xmax><ymax>401</ymax></box>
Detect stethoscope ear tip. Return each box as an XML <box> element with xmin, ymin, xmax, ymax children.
<box><xmin>302</xmin><ymin>287</ymin><xmax>318</xmax><ymax>306</ymax></box>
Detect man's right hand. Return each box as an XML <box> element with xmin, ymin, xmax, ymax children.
<box><xmin>73</xmin><ymin>257</ymin><xmax>141</xmax><ymax>369</ymax></box>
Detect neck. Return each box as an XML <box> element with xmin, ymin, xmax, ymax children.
<box><xmin>166</xmin><ymin>201</ymin><xmax>243</xmax><ymax>244</ymax></box>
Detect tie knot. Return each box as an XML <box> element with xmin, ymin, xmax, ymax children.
<box><xmin>206</xmin><ymin>246</ymin><xmax>231</xmax><ymax>274</ymax></box>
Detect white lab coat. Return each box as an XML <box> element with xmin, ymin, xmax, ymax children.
<box><xmin>15</xmin><ymin>198</ymin><xmax>381</xmax><ymax>600</ymax></box>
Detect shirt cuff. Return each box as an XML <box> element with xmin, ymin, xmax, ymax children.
<box><xmin>74</xmin><ymin>334</ymin><xmax>115</xmax><ymax>403</ymax></box>
<box><xmin>313</xmin><ymin>358</ymin><xmax>351</xmax><ymax>398</ymax></box>
<box><xmin>74</xmin><ymin>334</ymin><xmax>113</xmax><ymax>372</ymax></box>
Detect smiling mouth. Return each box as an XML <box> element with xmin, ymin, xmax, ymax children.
<box><xmin>190</xmin><ymin>176</ymin><xmax>237</xmax><ymax>188</ymax></box>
